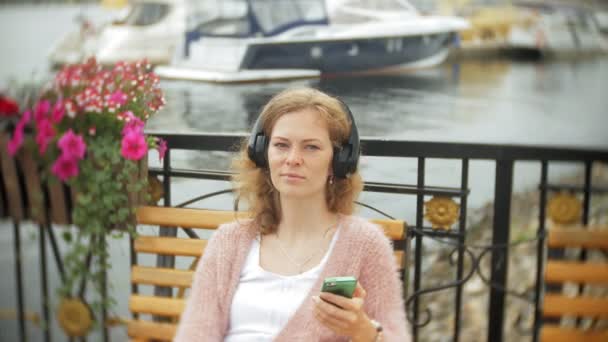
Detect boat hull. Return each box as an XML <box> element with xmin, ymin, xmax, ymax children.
<box><xmin>240</xmin><ymin>32</ymin><xmax>456</xmax><ymax>73</ymax></box>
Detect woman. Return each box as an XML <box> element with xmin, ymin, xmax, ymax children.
<box><xmin>174</xmin><ymin>88</ymin><xmax>409</xmax><ymax>341</ymax></box>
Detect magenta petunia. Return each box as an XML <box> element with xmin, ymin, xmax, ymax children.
<box><xmin>21</xmin><ymin>110</ymin><xmax>32</xmax><ymax>125</ymax></box>
<box><xmin>156</xmin><ymin>138</ymin><xmax>167</xmax><ymax>162</ymax></box>
<box><xmin>109</xmin><ymin>90</ymin><xmax>128</xmax><ymax>107</ymax></box>
<box><xmin>51</xmin><ymin>100</ymin><xmax>65</xmax><ymax>123</ymax></box>
<box><xmin>58</xmin><ymin>129</ymin><xmax>86</xmax><ymax>160</ymax></box>
<box><xmin>34</xmin><ymin>99</ymin><xmax>51</xmax><ymax>122</ymax></box>
<box><xmin>35</xmin><ymin>119</ymin><xmax>56</xmax><ymax>155</ymax></box>
<box><xmin>9</xmin><ymin>110</ymin><xmax>33</xmax><ymax>156</ymax></box>
<box><xmin>120</xmin><ymin>111</ymin><xmax>144</xmax><ymax>136</ymax></box>
<box><xmin>51</xmin><ymin>154</ymin><xmax>79</xmax><ymax>181</ymax></box>
<box><xmin>120</xmin><ymin>131</ymin><xmax>148</xmax><ymax>161</ymax></box>
<box><xmin>7</xmin><ymin>125</ymin><xmax>24</xmax><ymax>156</ymax></box>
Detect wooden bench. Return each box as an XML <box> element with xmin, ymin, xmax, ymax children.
<box><xmin>127</xmin><ymin>206</ymin><xmax>409</xmax><ymax>341</ymax></box>
<box><xmin>540</xmin><ymin>225</ymin><xmax>608</xmax><ymax>342</ymax></box>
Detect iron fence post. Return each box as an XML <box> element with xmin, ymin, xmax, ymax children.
<box><xmin>487</xmin><ymin>159</ymin><xmax>514</xmax><ymax>342</ymax></box>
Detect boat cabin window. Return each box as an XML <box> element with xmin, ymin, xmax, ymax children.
<box><xmin>333</xmin><ymin>0</ymin><xmax>416</xmax><ymax>11</ymax></box>
<box><xmin>250</xmin><ymin>0</ymin><xmax>327</xmax><ymax>34</ymax></box>
<box><xmin>189</xmin><ymin>0</ymin><xmax>250</xmax><ymax>36</ymax></box>
<box><xmin>328</xmin><ymin>0</ymin><xmax>417</xmax><ymax>24</ymax></box>
<box><xmin>121</xmin><ymin>2</ymin><xmax>170</xmax><ymax>26</ymax></box>
<box><xmin>195</xmin><ymin>18</ymin><xmax>251</xmax><ymax>36</ymax></box>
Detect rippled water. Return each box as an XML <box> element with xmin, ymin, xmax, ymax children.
<box><xmin>150</xmin><ymin>58</ymin><xmax>608</xmax><ymax>147</ymax></box>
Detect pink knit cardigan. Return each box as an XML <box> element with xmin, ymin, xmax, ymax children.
<box><xmin>174</xmin><ymin>215</ymin><xmax>410</xmax><ymax>342</ymax></box>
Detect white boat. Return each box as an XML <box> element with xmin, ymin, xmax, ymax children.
<box><xmin>154</xmin><ymin>0</ymin><xmax>469</xmax><ymax>83</ymax></box>
<box><xmin>49</xmin><ymin>0</ymin><xmax>186</xmax><ymax>67</ymax></box>
<box><xmin>507</xmin><ymin>1</ymin><xmax>607</xmax><ymax>56</ymax></box>
<box><xmin>595</xmin><ymin>11</ymin><xmax>608</xmax><ymax>35</ymax></box>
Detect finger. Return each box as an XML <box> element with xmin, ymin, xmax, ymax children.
<box><xmin>314</xmin><ymin>311</ymin><xmax>346</xmax><ymax>335</ymax></box>
<box><xmin>314</xmin><ymin>296</ymin><xmax>358</xmax><ymax>325</ymax></box>
<box><xmin>319</xmin><ymin>292</ymin><xmax>357</xmax><ymax>311</ymax></box>
<box><xmin>313</xmin><ymin>304</ymin><xmax>349</xmax><ymax>331</ymax></box>
<box><xmin>353</xmin><ymin>282</ymin><xmax>366</xmax><ymax>299</ymax></box>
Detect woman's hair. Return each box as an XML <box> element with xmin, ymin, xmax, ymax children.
<box><xmin>231</xmin><ymin>87</ymin><xmax>363</xmax><ymax>234</ymax></box>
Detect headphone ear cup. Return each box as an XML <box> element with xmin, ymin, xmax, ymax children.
<box><xmin>332</xmin><ymin>146</ymin><xmax>350</xmax><ymax>178</ymax></box>
<box><xmin>253</xmin><ymin>135</ymin><xmax>268</xmax><ymax>167</ymax></box>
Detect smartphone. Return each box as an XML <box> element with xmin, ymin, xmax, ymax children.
<box><xmin>321</xmin><ymin>276</ymin><xmax>358</xmax><ymax>298</ymax></box>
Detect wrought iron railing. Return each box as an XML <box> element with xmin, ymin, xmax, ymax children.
<box><xmin>146</xmin><ymin>132</ymin><xmax>608</xmax><ymax>342</ymax></box>
<box><xmin>1</xmin><ymin>131</ymin><xmax>607</xmax><ymax>342</ymax></box>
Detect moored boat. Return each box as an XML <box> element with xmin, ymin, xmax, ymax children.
<box><xmin>49</xmin><ymin>0</ymin><xmax>186</xmax><ymax>67</ymax></box>
<box><xmin>154</xmin><ymin>0</ymin><xmax>469</xmax><ymax>83</ymax></box>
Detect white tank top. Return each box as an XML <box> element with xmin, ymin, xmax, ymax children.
<box><xmin>224</xmin><ymin>227</ymin><xmax>341</xmax><ymax>341</ymax></box>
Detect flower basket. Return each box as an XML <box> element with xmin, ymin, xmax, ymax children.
<box><xmin>4</xmin><ymin>58</ymin><xmax>166</xmax><ymax>334</ymax></box>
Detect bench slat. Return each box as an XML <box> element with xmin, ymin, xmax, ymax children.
<box><xmin>136</xmin><ymin>206</ymin><xmax>407</xmax><ymax>240</ymax></box>
<box><xmin>134</xmin><ymin>236</ymin><xmax>207</xmax><ymax>256</ymax></box>
<box><xmin>548</xmin><ymin>227</ymin><xmax>608</xmax><ymax>249</ymax></box>
<box><xmin>541</xmin><ymin>325</ymin><xmax>608</xmax><ymax>342</ymax></box>
<box><xmin>371</xmin><ymin>219</ymin><xmax>406</xmax><ymax>240</ymax></box>
<box><xmin>543</xmin><ymin>294</ymin><xmax>608</xmax><ymax>318</ymax></box>
<box><xmin>127</xmin><ymin>320</ymin><xmax>177</xmax><ymax>341</ymax></box>
<box><xmin>131</xmin><ymin>266</ymin><xmax>193</xmax><ymax>287</ymax></box>
<box><xmin>129</xmin><ymin>295</ymin><xmax>185</xmax><ymax>317</ymax></box>
<box><xmin>136</xmin><ymin>206</ymin><xmax>247</xmax><ymax>229</ymax></box>
<box><xmin>545</xmin><ymin>261</ymin><xmax>608</xmax><ymax>284</ymax></box>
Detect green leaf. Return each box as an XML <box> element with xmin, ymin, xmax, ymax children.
<box><xmin>62</xmin><ymin>231</ymin><xmax>72</xmax><ymax>243</ymax></box>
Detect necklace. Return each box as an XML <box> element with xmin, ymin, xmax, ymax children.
<box><xmin>274</xmin><ymin>223</ymin><xmax>336</xmax><ymax>273</ymax></box>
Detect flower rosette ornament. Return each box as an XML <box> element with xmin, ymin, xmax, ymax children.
<box><xmin>5</xmin><ymin>58</ymin><xmax>167</xmax><ymax>334</ymax></box>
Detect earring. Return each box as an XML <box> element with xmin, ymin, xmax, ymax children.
<box><xmin>328</xmin><ymin>175</ymin><xmax>334</xmax><ymax>185</ymax></box>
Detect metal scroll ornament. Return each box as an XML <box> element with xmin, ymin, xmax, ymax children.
<box><xmin>57</xmin><ymin>298</ymin><xmax>93</xmax><ymax>337</ymax></box>
<box><xmin>424</xmin><ymin>196</ymin><xmax>460</xmax><ymax>230</ymax></box>
<box><xmin>547</xmin><ymin>192</ymin><xmax>581</xmax><ymax>225</ymax></box>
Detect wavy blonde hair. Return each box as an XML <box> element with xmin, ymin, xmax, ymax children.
<box><xmin>231</xmin><ymin>87</ymin><xmax>363</xmax><ymax>234</ymax></box>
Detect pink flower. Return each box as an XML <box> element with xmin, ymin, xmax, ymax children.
<box><xmin>119</xmin><ymin>111</ymin><xmax>144</xmax><ymax>135</ymax></box>
<box><xmin>20</xmin><ymin>110</ymin><xmax>32</xmax><ymax>126</ymax></box>
<box><xmin>51</xmin><ymin>154</ymin><xmax>79</xmax><ymax>181</ymax></box>
<box><xmin>34</xmin><ymin>100</ymin><xmax>50</xmax><ymax>122</ymax></box>
<box><xmin>51</xmin><ymin>100</ymin><xmax>65</xmax><ymax>123</ymax></box>
<box><xmin>120</xmin><ymin>131</ymin><xmax>148</xmax><ymax>161</ymax></box>
<box><xmin>156</xmin><ymin>138</ymin><xmax>167</xmax><ymax>162</ymax></box>
<box><xmin>7</xmin><ymin>110</ymin><xmax>33</xmax><ymax>156</ymax></box>
<box><xmin>108</xmin><ymin>90</ymin><xmax>128</xmax><ymax>107</ymax></box>
<box><xmin>88</xmin><ymin>126</ymin><xmax>96</xmax><ymax>136</ymax></box>
<box><xmin>35</xmin><ymin>119</ymin><xmax>56</xmax><ymax>155</ymax></box>
<box><xmin>7</xmin><ymin>125</ymin><xmax>24</xmax><ymax>156</ymax></box>
<box><xmin>58</xmin><ymin>129</ymin><xmax>86</xmax><ymax>160</ymax></box>
<box><xmin>64</xmin><ymin>100</ymin><xmax>77</xmax><ymax>118</ymax></box>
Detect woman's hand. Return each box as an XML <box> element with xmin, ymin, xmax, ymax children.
<box><xmin>313</xmin><ymin>283</ymin><xmax>378</xmax><ymax>342</ymax></box>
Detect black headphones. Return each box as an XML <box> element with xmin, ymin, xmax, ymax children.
<box><xmin>247</xmin><ymin>98</ymin><xmax>360</xmax><ymax>179</ymax></box>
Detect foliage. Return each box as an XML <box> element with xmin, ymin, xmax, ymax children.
<box><xmin>5</xmin><ymin>57</ymin><xmax>166</xmax><ymax>322</ymax></box>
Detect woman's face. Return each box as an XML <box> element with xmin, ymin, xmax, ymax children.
<box><xmin>267</xmin><ymin>108</ymin><xmax>334</xmax><ymax>201</ymax></box>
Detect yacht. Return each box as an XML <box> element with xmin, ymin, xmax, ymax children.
<box><xmin>154</xmin><ymin>0</ymin><xmax>469</xmax><ymax>82</ymax></box>
<box><xmin>49</xmin><ymin>0</ymin><xmax>186</xmax><ymax>67</ymax></box>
